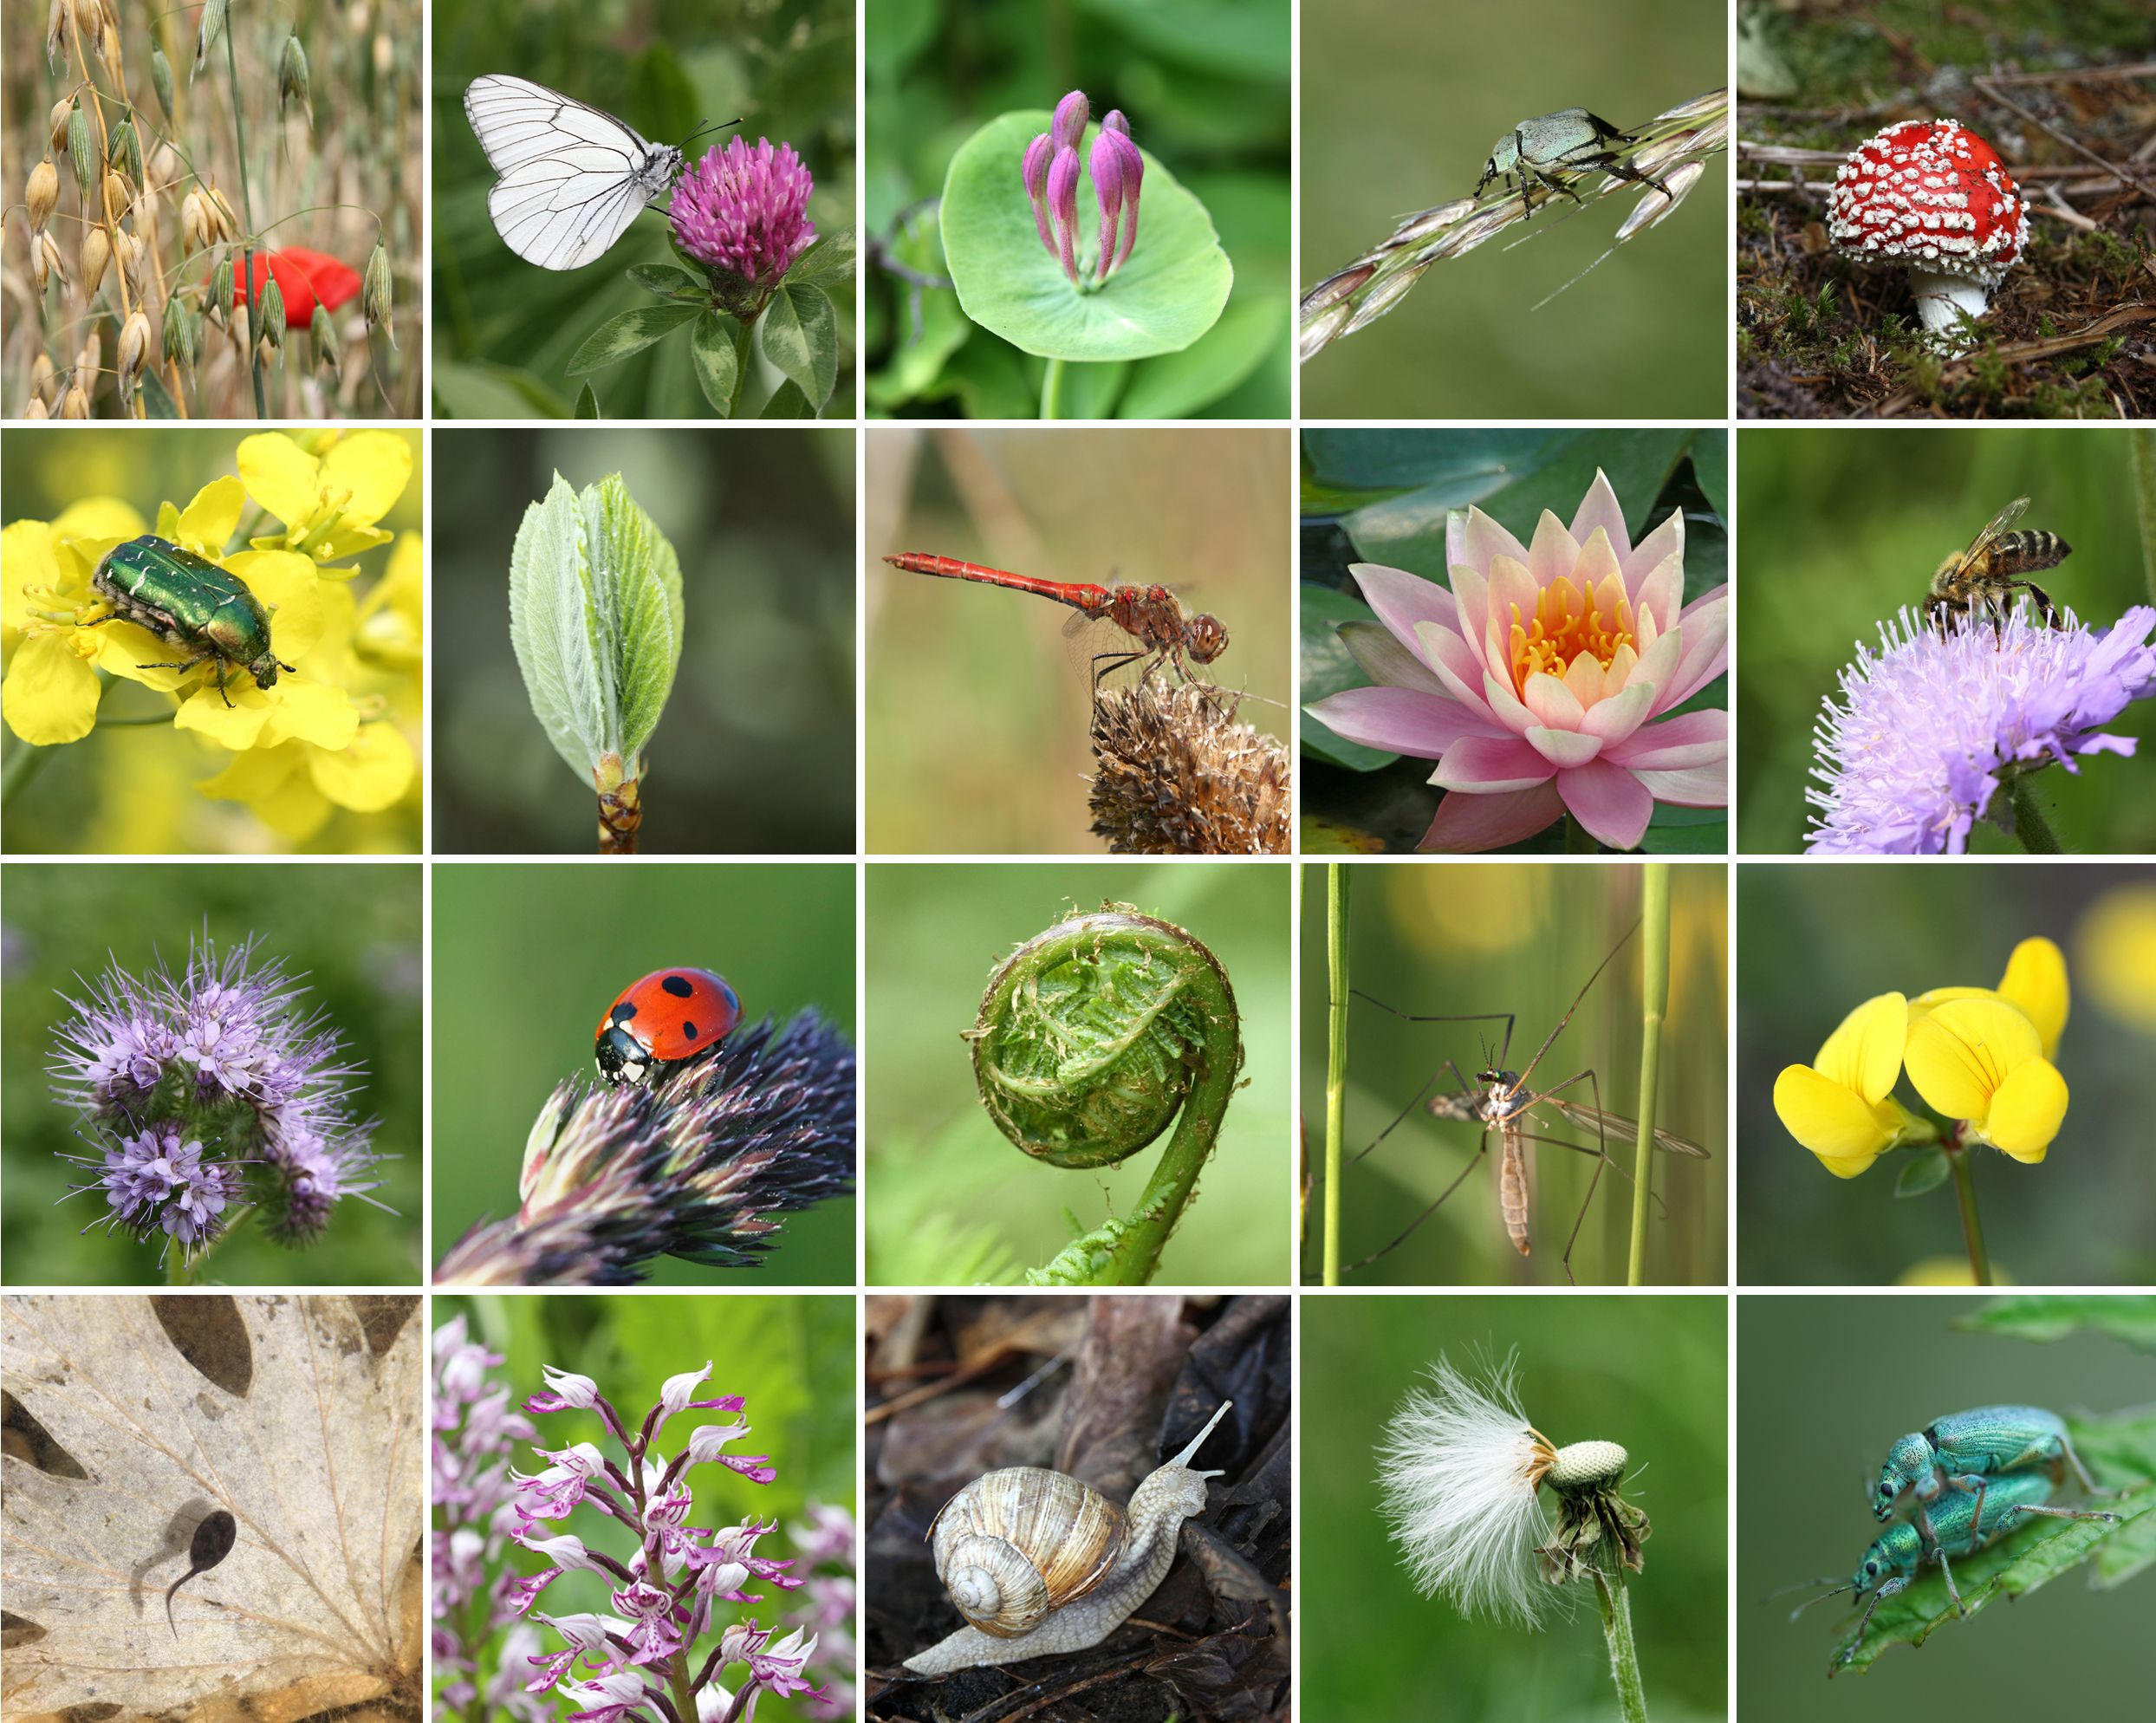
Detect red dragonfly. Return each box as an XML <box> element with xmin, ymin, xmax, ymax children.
<box><xmin>881</xmin><ymin>553</ymin><xmax>1229</xmax><ymax>688</ymax></box>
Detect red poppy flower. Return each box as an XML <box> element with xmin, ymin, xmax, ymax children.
<box><xmin>231</xmin><ymin>248</ymin><xmax>362</xmax><ymax>326</ymax></box>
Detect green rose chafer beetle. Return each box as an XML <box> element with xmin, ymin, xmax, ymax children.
<box><xmin>88</xmin><ymin>535</ymin><xmax>294</xmax><ymax>707</ymax></box>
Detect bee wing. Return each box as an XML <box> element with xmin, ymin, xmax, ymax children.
<box><xmin>1534</xmin><ymin>1095</ymin><xmax>1712</xmax><ymax>1158</ymax></box>
<box><xmin>1964</xmin><ymin>496</ymin><xmax>2031</xmax><ymax>558</ymax></box>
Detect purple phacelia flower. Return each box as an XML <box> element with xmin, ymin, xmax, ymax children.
<box><xmin>1023</xmin><ymin>92</ymin><xmax>1146</xmax><ymax>287</ymax></box>
<box><xmin>1806</xmin><ymin>604</ymin><xmax>2156</xmax><ymax>854</ymax></box>
<box><xmin>669</xmin><ymin>137</ymin><xmax>816</xmax><ymax>312</ymax></box>
<box><xmin>51</xmin><ymin>932</ymin><xmax>386</xmax><ymax>1265</ymax></box>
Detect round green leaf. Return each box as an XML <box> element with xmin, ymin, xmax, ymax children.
<box><xmin>941</xmin><ymin>110</ymin><xmax>1231</xmax><ymax>362</ymax></box>
<box><xmin>690</xmin><ymin>313</ymin><xmax>740</xmax><ymax>417</ymax></box>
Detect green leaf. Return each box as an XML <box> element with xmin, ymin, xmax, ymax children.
<box><xmin>138</xmin><ymin>368</ymin><xmax>179</xmax><ymax>419</ymax></box>
<box><xmin>784</xmin><ymin>230</ymin><xmax>855</xmax><ymax>291</ymax></box>
<box><xmin>770</xmin><ymin>282</ymin><xmax>838</xmax><ymax>408</ymax></box>
<box><xmin>430</xmin><ymin>361</ymin><xmax>572</xmax><ymax>419</ymax></box>
<box><xmin>689</xmin><ymin>312</ymin><xmax>741</xmax><ymax>417</ymax></box>
<box><xmin>1118</xmin><ymin>294</ymin><xmax>1283</xmax><ymax>419</ymax></box>
<box><xmin>1070</xmin><ymin>0</ymin><xmax>1290</xmax><ymax>82</ymax></box>
<box><xmin>1957</xmin><ymin>1296</ymin><xmax>2156</xmax><ymax>1354</ymax></box>
<box><xmin>627</xmin><ymin>263</ymin><xmax>704</xmax><ymax>300</ymax></box>
<box><xmin>864</xmin><ymin>212</ymin><xmax>968</xmax><ymax>413</ymax></box>
<box><xmin>757</xmin><ymin>287</ymin><xmax>830</xmax><ymax>411</ymax></box>
<box><xmin>941</xmin><ymin>110</ymin><xmax>1232</xmax><ymax>362</ymax></box>
<box><xmin>1299</xmin><ymin>583</ymin><xmax>1394</xmax><ymax>772</ymax></box>
<box><xmin>1636</xmin><ymin>818</ymin><xmax>1728</xmax><ymax>855</ymax></box>
<box><xmin>507</xmin><ymin>474</ymin><xmax>606</xmax><ymax>781</ymax></box>
<box><xmin>1050</xmin><ymin>358</ymin><xmax>1128</xmax><ymax>419</ymax></box>
<box><xmin>1893</xmin><ymin>1148</ymin><xmax>1951</xmax><ymax>1198</ymax></box>
<box><xmin>1304</xmin><ymin>428</ymin><xmax>1571</xmax><ymax>491</ymax></box>
<box><xmin>575</xmin><ymin>382</ymin><xmax>600</xmax><ymax>419</ymax></box>
<box><xmin>580</xmin><ymin>474</ymin><xmax>685</xmax><ymax>762</ymax></box>
<box><xmin>759</xmin><ymin>380</ymin><xmax>814</xmax><ymax>418</ymax></box>
<box><xmin>564</xmin><ymin>302</ymin><xmax>701</xmax><ymax>376</ymax></box>
<box><xmin>1692</xmin><ymin>432</ymin><xmax>1729</xmax><ymax>523</ymax></box>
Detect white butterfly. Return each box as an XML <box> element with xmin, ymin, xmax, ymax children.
<box><xmin>464</xmin><ymin>75</ymin><xmax>693</xmax><ymax>271</ymax></box>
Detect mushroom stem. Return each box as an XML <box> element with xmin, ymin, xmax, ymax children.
<box><xmin>1909</xmin><ymin>270</ymin><xmax>1990</xmax><ymax>350</ymax></box>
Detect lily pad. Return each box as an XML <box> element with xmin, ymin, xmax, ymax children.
<box><xmin>941</xmin><ymin>109</ymin><xmax>1231</xmax><ymax>362</ymax></box>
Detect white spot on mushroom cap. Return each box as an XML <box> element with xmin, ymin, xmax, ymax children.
<box><xmin>1824</xmin><ymin>117</ymin><xmax>2026</xmax><ymax>284</ymax></box>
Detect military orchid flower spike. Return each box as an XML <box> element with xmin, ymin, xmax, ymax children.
<box><xmin>1023</xmin><ymin>91</ymin><xmax>1144</xmax><ymax>286</ymax></box>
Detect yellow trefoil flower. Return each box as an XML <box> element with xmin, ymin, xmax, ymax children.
<box><xmin>1773</xmin><ymin>992</ymin><xmax>1928</xmax><ymax>1179</ymax></box>
<box><xmin>1903</xmin><ymin>995</ymin><xmax>2068</xmax><ymax>1164</ymax></box>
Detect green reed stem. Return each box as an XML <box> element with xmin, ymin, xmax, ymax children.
<box><xmin>1627</xmin><ymin>863</ymin><xmax>1669</xmax><ymax>1286</ymax></box>
<box><xmin>1323</xmin><ymin>864</ymin><xmax>1350</xmax><ymax>1286</ymax></box>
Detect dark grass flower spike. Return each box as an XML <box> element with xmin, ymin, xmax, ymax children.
<box><xmin>433</xmin><ymin>1013</ymin><xmax>856</xmax><ymax>1287</ymax></box>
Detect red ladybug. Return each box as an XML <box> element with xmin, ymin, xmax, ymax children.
<box><xmin>594</xmin><ymin>968</ymin><xmax>741</xmax><ymax>1086</ymax></box>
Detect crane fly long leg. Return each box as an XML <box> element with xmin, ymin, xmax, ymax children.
<box><xmin>1347</xmin><ymin>1130</ymin><xmax>1490</xmax><ymax>1271</ymax></box>
<box><xmin>1506</xmin><ymin>1128</ymin><xmax>1669</xmax><ymax>1217</ymax></box>
<box><xmin>1349</xmin><ymin>990</ymin><xmax>1517</xmax><ymax>1070</ymax></box>
<box><xmin>1510</xmin><ymin>918</ymin><xmax>1640</xmax><ymax>1096</ymax></box>
<box><xmin>1517</xmin><ymin>1067</ymin><xmax>1606</xmax><ymax>1287</ymax></box>
<box><xmin>1349</xmin><ymin>1057</ymin><xmax>1476</xmax><ymax>1166</ymax></box>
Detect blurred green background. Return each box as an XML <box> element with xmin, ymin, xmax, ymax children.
<box><xmin>433</xmin><ymin>1293</ymin><xmax>853</xmax><ymax>1723</ymax></box>
<box><xmin>865</xmin><ymin>0</ymin><xmax>1290</xmax><ymax>419</ymax></box>
<box><xmin>1737</xmin><ymin>426</ymin><xmax>2156</xmax><ymax>852</ymax></box>
<box><xmin>864</xmin><ymin>861</ymin><xmax>1290</xmax><ymax>1284</ymax></box>
<box><xmin>1303</xmin><ymin>862</ymin><xmax>1728</xmax><ymax>1285</ymax></box>
<box><xmin>2</xmin><ymin>428</ymin><xmax>425</xmax><ymax>855</ymax></box>
<box><xmin>431</xmin><ymin>428</ymin><xmax>853</xmax><ymax>855</ymax></box>
<box><xmin>1301</xmin><ymin>427</ymin><xmax>1730</xmax><ymax>853</ymax></box>
<box><xmin>1737</xmin><ymin>864</ymin><xmax>2156</xmax><ymax>1285</ymax></box>
<box><xmin>1302</xmin><ymin>1295</ymin><xmax>1725</xmax><ymax>1723</ymax></box>
<box><xmin>1738</xmin><ymin>1296</ymin><xmax>2153</xmax><ymax>1714</ymax></box>
<box><xmin>0</xmin><ymin>863</ymin><xmax>423</xmax><ymax>1284</ymax></box>
<box><xmin>1301</xmin><ymin>0</ymin><xmax>1726</xmax><ymax>419</ymax></box>
<box><xmin>431</xmin><ymin>863</ymin><xmax>855</xmax><ymax>1284</ymax></box>
<box><xmin>431</xmin><ymin>0</ymin><xmax>855</xmax><ymax>418</ymax></box>
<box><xmin>866</xmin><ymin>426</ymin><xmax>1292</xmax><ymax>854</ymax></box>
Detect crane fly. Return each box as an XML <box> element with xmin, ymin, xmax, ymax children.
<box><xmin>1346</xmin><ymin>919</ymin><xmax>1711</xmax><ymax>1283</ymax></box>
<box><xmin>881</xmin><ymin>552</ymin><xmax>1229</xmax><ymax>691</ymax></box>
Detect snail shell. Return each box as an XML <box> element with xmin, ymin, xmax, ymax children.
<box><xmin>930</xmin><ymin>1467</ymin><xmax>1125</xmax><ymax>1637</ymax></box>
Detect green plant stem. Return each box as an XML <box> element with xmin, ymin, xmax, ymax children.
<box><xmin>2</xmin><ymin>741</ymin><xmax>53</xmax><ymax>807</ymax></box>
<box><xmin>1041</xmin><ymin>356</ymin><xmax>1066</xmax><ymax>419</ymax></box>
<box><xmin>731</xmin><ymin>311</ymin><xmax>757</xmax><ymax>416</ymax></box>
<box><xmin>1323</xmin><ymin>864</ymin><xmax>1350</xmax><ymax>1287</ymax></box>
<box><xmin>1627</xmin><ymin>864</ymin><xmax>1669</xmax><ymax>1286</ymax></box>
<box><xmin>2133</xmin><ymin>428</ymin><xmax>2156</xmax><ymax>606</ymax></box>
<box><xmin>2008</xmin><ymin>777</ymin><xmax>2060</xmax><ymax>853</ymax></box>
<box><xmin>1107</xmin><ymin>1011</ymin><xmax>1244</xmax><ymax>1284</ymax></box>
<box><xmin>224</xmin><ymin>25</ymin><xmax>266</xmax><ymax>419</ymax></box>
<box><xmin>1946</xmin><ymin>1146</ymin><xmax>1992</xmax><ymax>1286</ymax></box>
<box><xmin>1565</xmin><ymin>813</ymin><xmax>1597</xmax><ymax>853</ymax></box>
<box><xmin>1593</xmin><ymin>1570</ymin><xmax>1650</xmax><ymax>1723</ymax></box>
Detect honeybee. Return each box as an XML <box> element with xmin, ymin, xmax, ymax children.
<box><xmin>1926</xmin><ymin>497</ymin><xmax>2072</xmax><ymax>633</ymax></box>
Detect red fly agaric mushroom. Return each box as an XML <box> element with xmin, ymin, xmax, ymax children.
<box><xmin>1826</xmin><ymin>119</ymin><xmax>2028</xmax><ymax>349</ymax></box>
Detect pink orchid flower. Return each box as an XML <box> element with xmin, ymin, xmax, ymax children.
<box><xmin>1307</xmin><ymin>469</ymin><xmax>1730</xmax><ymax>850</ymax></box>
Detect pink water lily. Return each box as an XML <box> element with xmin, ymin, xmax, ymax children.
<box><xmin>1307</xmin><ymin>469</ymin><xmax>1730</xmax><ymax>850</ymax></box>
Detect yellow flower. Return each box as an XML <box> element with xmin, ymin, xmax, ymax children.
<box><xmin>1897</xmin><ymin>1256</ymin><xmax>2016</xmax><ymax>1286</ymax></box>
<box><xmin>1773</xmin><ymin>992</ymin><xmax>1925</xmax><ymax>1178</ymax></box>
<box><xmin>1911</xmin><ymin>935</ymin><xmax>2068</xmax><ymax>1059</ymax></box>
<box><xmin>2075</xmin><ymin>886</ymin><xmax>2156</xmax><ymax>1034</ymax></box>
<box><xmin>237</xmin><ymin>429</ymin><xmax>414</xmax><ymax>564</ymax></box>
<box><xmin>2</xmin><ymin>497</ymin><xmax>148</xmax><ymax>744</ymax></box>
<box><xmin>1903</xmin><ymin>996</ymin><xmax>2068</xmax><ymax>1163</ymax></box>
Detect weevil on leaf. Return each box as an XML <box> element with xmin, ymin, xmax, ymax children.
<box><xmin>1874</xmin><ymin>1405</ymin><xmax>2114</xmax><ymax>1550</ymax></box>
<box><xmin>1785</xmin><ymin>1469</ymin><xmax>2117</xmax><ymax>1670</ymax></box>
<box><xmin>1475</xmin><ymin>108</ymin><xmax>1672</xmax><ymax>217</ymax></box>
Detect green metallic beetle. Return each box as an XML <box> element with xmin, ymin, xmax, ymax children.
<box><xmin>1873</xmin><ymin>1405</ymin><xmax>2112</xmax><ymax>1550</ymax></box>
<box><xmin>88</xmin><ymin>535</ymin><xmax>294</xmax><ymax>707</ymax></box>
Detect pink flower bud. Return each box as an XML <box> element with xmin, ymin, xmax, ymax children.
<box><xmin>1051</xmin><ymin>89</ymin><xmax>1089</xmax><ymax>156</ymax></box>
<box><xmin>1090</xmin><ymin>131</ymin><xmax>1125</xmax><ymax>283</ymax></box>
<box><xmin>1103</xmin><ymin>108</ymin><xmax>1131</xmax><ymax>138</ymax></box>
<box><xmin>1107</xmin><ymin>129</ymin><xmax>1144</xmax><ymax>273</ymax></box>
<box><xmin>1021</xmin><ymin>131</ymin><xmax>1056</xmax><ymax>259</ymax></box>
<box><xmin>1047</xmin><ymin>145</ymin><xmax>1081</xmax><ymax>285</ymax></box>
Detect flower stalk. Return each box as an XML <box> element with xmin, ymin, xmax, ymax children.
<box><xmin>1593</xmin><ymin>1570</ymin><xmax>1650</xmax><ymax>1723</ymax></box>
<box><xmin>1323</xmin><ymin>864</ymin><xmax>1350</xmax><ymax>1287</ymax></box>
<box><xmin>1627</xmin><ymin>864</ymin><xmax>1668</xmax><ymax>1287</ymax></box>
<box><xmin>1945</xmin><ymin>1144</ymin><xmax>1993</xmax><ymax>1286</ymax></box>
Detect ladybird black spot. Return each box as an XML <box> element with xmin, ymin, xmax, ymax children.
<box><xmin>613</xmin><ymin>1002</ymin><xmax>638</xmax><ymax>1024</ymax></box>
<box><xmin>662</xmin><ymin>974</ymin><xmax>696</xmax><ymax>998</ymax></box>
<box><xmin>680</xmin><ymin>1020</ymin><xmax>698</xmax><ymax>1041</ymax></box>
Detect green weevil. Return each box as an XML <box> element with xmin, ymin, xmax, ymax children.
<box><xmin>1874</xmin><ymin>1405</ymin><xmax>2111</xmax><ymax>1549</ymax></box>
<box><xmin>88</xmin><ymin>534</ymin><xmax>294</xmax><ymax>707</ymax></box>
<box><xmin>1792</xmin><ymin>1468</ymin><xmax>2118</xmax><ymax>1668</ymax></box>
<box><xmin>1475</xmin><ymin>108</ymin><xmax>1673</xmax><ymax>218</ymax></box>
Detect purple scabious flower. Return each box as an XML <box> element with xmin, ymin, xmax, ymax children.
<box><xmin>671</xmin><ymin>138</ymin><xmax>816</xmax><ymax>310</ymax></box>
<box><xmin>1806</xmin><ymin>605</ymin><xmax>2156</xmax><ymax>854</ymax></box>
<box><xmin>50</xmin><ymin>933</ymin><xmax>386</xmax><ymax>1264</ymax></box>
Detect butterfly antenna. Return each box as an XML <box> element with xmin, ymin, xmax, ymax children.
<box><xmin>679</xmin><ymin>115</ymin><xmax>744</xmax><ymax>149</ymax></box>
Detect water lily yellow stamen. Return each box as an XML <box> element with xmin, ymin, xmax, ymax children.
<box><xmin>1508</xmin><ymin>572</ymin><xmax>1638</xmax><ymax>691</ymax></box>
<box><xmin>1772</xmin><ymin>992</ymin><xmax>1925</xmax><ymax>1178</ymax></box>
<box><xmin>1902</xmin><ymin>995</ymin><xmax>2068</xmax><ymax>1163</ymax></box>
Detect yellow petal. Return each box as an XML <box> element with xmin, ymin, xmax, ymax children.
<box><xmin>1773</xmin><ymin>1065</ymin><xmax>1892</xmax><ymax>1174</ymax></box>
<box><xmin>88</xmin><ymin>616</ymin><xmax>185</xmax><ymax>687</ymax></box>
<box><xmin>1904</xmin><ymin>997</ymin><xmax>2042</xmax><ymax>1122</ymax></box>
<box><xmin>175</xmin><ymin>476</ymin><xmax>245</xmax><ymax>556</ymax></box>
<box><xmin>236</xmin><ymin>432</ymin><xmax>323</xmax><ymax>529</ymax></box>
<box><xmin>173</xmin><ymin>679</ymin><xmax>273</xmax><ymax>747</ymax></box>
<box><xmin>258</xmin><ymin>676</ymin><xmax>360</xmax><ymax>751</ymax></box>
<box><xmin>51</xmin><ymin>497</ymin><xmax>147</xmax><ymax>545</ymax></box>
<box><xmin>309</xmin><ymin>722</ymin><xmax>415</xmax><ymax>810</ymax></box>
<box><xmin>197</xmin><ymin>742</ymin><xmax>332</xmax><ymax>841</ymax></box>
<box><xmin>1997</xmin><ymin>937</ymin><xmax>2068</xmax><ymax>1059</ymax></box>
<box><xmin>320</xmin><ymin>431</ymin><xmax>414</xmax><ymax>525</ymax></box>
<box><xmin>1</xmin><ymin>632</ymin><xmax>103</xmax><ymax>744</ymax></box>
<box><xmin>2</xmin><ymin>520</ymin><xmax>60</xmax><ymax>634</ymax></box>
<box><xmin>1979</xmin><ymin>1058</ymin><xmax>2068</xmax><ymax>1163</ymax></box>
<box><xmin>2075</xmin><ymin>885</ymin><xmax>2156</xmax><ymax>1034</ymax></box>
<box><xmin>225</xmin><ymin>549</ymin><xmax>328</xmax><ymax>661</ymax></box>
<box><xmin>1812</xmin><ymin>992</ymin><xmax>1908</xmax><ymax>1103</ymax></box>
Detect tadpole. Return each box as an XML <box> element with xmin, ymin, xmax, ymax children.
<box><xmin>165</xmin><ymin>1510</ymin><xmax>236</xmax><ymax>1635</ymax></box>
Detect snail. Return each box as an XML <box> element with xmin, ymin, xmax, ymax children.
<box><xmin>904</xmin><ymin>1400</ymin><xmax>1234</xmax><ymax>1675</ymax></box>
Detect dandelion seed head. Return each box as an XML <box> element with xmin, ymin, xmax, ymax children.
<box><xmin>1375</xmin><ymin>1352</ymin><xmax>1556</xmax><ymax>1627</ymax></box>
